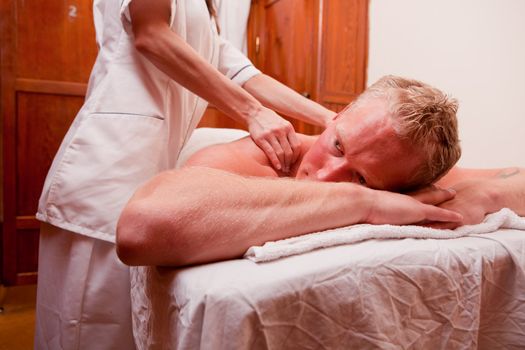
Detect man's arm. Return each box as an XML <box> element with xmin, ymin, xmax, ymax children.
<box><xmin>116</xmin><ymin>167</ymin><xmax>461</xmax><ymax>267</ymax></box>
<box><xmin>435</xmin><ymin>167</ymin><xmax>525</xmax><ymax>226</ymax></box>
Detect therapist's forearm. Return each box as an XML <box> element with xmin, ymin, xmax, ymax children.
<box><xmin>129</xmin><ymin>5</ymin><xmax>262</xmax><ymax>126</ymax></box>
<box><xmin>243</xmin><ymin>74</ymin><xmax>336</xmax><ymax>128</ymax></box>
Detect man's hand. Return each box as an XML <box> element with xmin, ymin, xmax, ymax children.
<box><xmin>248</xmin><ymin>106</ymin><xmax>301</xmax><ymax>173</ymax></box>
<box><xmin>433</xmin><ymin>178</ymin><xmax>500</xmax><ymax>229</ymax></box>
<box><xmin>364</xmin><ymin>188</ymin><xmax>463</xmax><ymax>226</ymax></box>
<box><xmin>411</xmin><ymin>179</ymin><xmax>499</xmax><ymax>230</ymax></box>
<box><xmin>418</xmin><ymin>167</ymin><xmax>525</xmax><ymax>229</ymax></box>
<box><xmin>409</xmin><ymin>185</ymin><xmax>457</xmax><ymax>205</ymax></box>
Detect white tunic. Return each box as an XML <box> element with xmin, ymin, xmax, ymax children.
<box><xmin>36</xmin><ymin>0</ymin><xmax>260</xmax><ymax>242</ymax></box>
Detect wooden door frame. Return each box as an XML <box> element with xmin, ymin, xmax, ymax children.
<box><xmin>1</xmin><ymin>0</ymin><xmax>18</xmax><ymax>285</ymax></box>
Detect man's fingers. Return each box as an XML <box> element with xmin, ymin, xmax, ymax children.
<box><xmin>424</xmin><ymin>221</ymin><xmax>462</xmax><ymax>230</ymax></box>
<box><xmin>413</xmin><ymin>188</ymin><xmax>456</xmax><ymax>205</ymax></box>
<box><xmin>408</xmin><ymin>184</ymin><xmax>437</xmax><ymax>197</ymax></box>
<box><xmin>424</xmin><ymin>205</ymin><xmax>463</xmax><ymax>223</ymax></box>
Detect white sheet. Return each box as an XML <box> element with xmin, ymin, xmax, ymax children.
<box><xmin>131</xmin><ymin>229</ymin><xmax>525</xmax><ymax>349</ymax></box>
<box><xmin>130</xmin><ymin>128</ymin><xmax>525</xmax><ymax>349</ymax></box>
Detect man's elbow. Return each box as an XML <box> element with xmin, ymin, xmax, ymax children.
<box><xmin>116</xmin><ymin>201</ymin><xmax>152</xmax><ymax>266</ymax></box>
<box><xmin>116</xmin><ymin>200</ymin><xmax>196</xmax><ymax>267</ymax></box>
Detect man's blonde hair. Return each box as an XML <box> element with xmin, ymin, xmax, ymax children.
<box><xmin>357</xmin><ymin>75</ymin><xmax>461</xmax><ymax>190</ymax></box>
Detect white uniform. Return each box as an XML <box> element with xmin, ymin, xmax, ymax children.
<box><xmin>35</xmin><ymin>0</ymin><xmax>260</xmax><ymax>348</ymax></box>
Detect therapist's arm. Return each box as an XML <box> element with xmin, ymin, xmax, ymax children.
<box><xmin>116</xmin><ymin>167</ymin><xmax>462</xmax><ymax>267</ymax></box>
<box><xmin>128</xmin><ymin>0</ymin><xmax>298</xmax><ymax>172</ymax></box>
<box><xmin>434</xmin><ymin>167</ymin><xmax>525</xmax><ymax>227</ymax></box>
<box><xmin>243</xmin><ymin>74</ymin><xmax>336</xmax><ymax>128</ymax></box>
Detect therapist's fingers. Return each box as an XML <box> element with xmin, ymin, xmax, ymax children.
<box><xmin>247</xmin><ymin>106</ymin><xmax>299</xmax><ymax>172</ymax></box>
<box><xmin>277</xmin><ymin>133</ymin><xmax>293</xmax><ymax>173</ymax></box>
<box><xmin>268</xmin><ymin>135</ymin><xmax>286</xmax><ymax>171</ymax></box>
<box><xmin>287</xmin><ymin>130</ymin><xmax>302</xmax><ymax>165</ymax></box>
<box><xmin>256</xmin><ymin>139</ymin><xmax>281</xmax><ymax>170</ymax></box>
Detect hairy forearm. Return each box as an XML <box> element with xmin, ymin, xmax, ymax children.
<box><xmin>243</xmin><ymin>74</ymin><xmax>336</xmax><ymax>127</ymax></box>
<box><xmin>493</xmin><ymin>167</ymin><xmax>525</xmax><ymax>215</ymax></box>
<box><xmin>117</xmin><ymin>167</ymin><xmax>368</xmax><ymax>266</ymax></box>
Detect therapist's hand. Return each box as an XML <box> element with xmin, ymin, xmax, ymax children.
<box><xmin>247</xmin><ymin>106</ymin><xmax>301</xmax><ymax>173</ymax></box>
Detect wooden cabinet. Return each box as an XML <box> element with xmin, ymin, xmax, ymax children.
<box><xmin>0</xmin><ymin>0</ymin><xmax>97</xmax><ymax>285</ymax></box>
<box><xmin>200</xmin><ymin>0</ymin><xmax>368</xmax><ymax>135</ymax></box>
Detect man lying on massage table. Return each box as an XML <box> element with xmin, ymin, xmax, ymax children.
<box><xmin>116</xmin><ymin>75</ymin><xmax>525</xmax><ymax>267</ymax></box>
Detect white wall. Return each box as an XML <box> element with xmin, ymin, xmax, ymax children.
<box><xmin>216</xmin><ymin>0</ymin><xmax>251</xmax><ymax>54</ymax></box>
<box><xmin>368</xmin><ymin>0</ymin><xmax>525</xmax><ymax>167</ymax></box>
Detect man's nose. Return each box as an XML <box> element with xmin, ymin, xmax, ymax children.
<box><xmin>315</xmin><ymin>162</ymin><xmax>349</xmax><ymax>182</ymax></box>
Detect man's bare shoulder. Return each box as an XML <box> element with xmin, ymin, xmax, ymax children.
<box><xmin>183</xmin><ymin>133</ymin><xmax>316</xmax><ymax>177</ymax></box>
<box><xmin>183</xmin><ymin>136</ymin><xmax>279</xmax><ymax>177</ymax></box>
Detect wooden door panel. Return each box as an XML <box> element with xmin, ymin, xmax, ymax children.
<box><xmin>260</xmin><ymin>0</ymin><xmax>315</xmax><ymax>95</ymax></box>
<box><xmin>248</xmin><ymin>0</ymin><xmax>368</xmax><ymax>125</ymax></box>
<box><xmin>16</xmin><ymin>229</ymin><xmax>39</xmax><ymax>283</ymax></box>
<box><xmin>16</xmin><ymin>0</ymin><xmax>97</xmax><ymax>81</ymax></box>
<box><xmin>16</xmin><ymin>92</ymin><xmax>82</xmax><ymax>216</ymax></box>
<box><xmin>2</xmin><ymin>0</ymin><xmax>96</xmax><ymax>285</ymax></box>
<box><xmin>257</xmin><ymin>0</ymin><xmax>319</xmax><ymax>133</ymax></box>
<box><xmin>319</xmin><ymin>0</ymin><xmax>368</xmax><ymax>106</ymax></box>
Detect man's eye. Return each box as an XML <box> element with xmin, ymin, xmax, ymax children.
<box><xmin>357</xmin><ymin>174</ymin><xmax>367</xmax><ymax>186</ymax></box>
<box><xmin>334</xmin><ymin>139</ymin><xmax>343</xmax><ymax>154</ymax></box>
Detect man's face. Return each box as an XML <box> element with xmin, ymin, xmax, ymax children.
<box><xmin>295</xmin><ymin>98</ymin><xmax>423</xmax><ymax>191</ymax></box>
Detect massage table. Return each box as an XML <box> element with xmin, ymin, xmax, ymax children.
<box><xmin>130</xmin><ymin>128</ymin><xmax>525</xmax><ymax>349</ymax></box>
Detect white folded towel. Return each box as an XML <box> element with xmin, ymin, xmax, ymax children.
<box><xmin>244</xmin><ymin>208</ymin><xmax>525</xmax><ymax>262</ymax></box>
